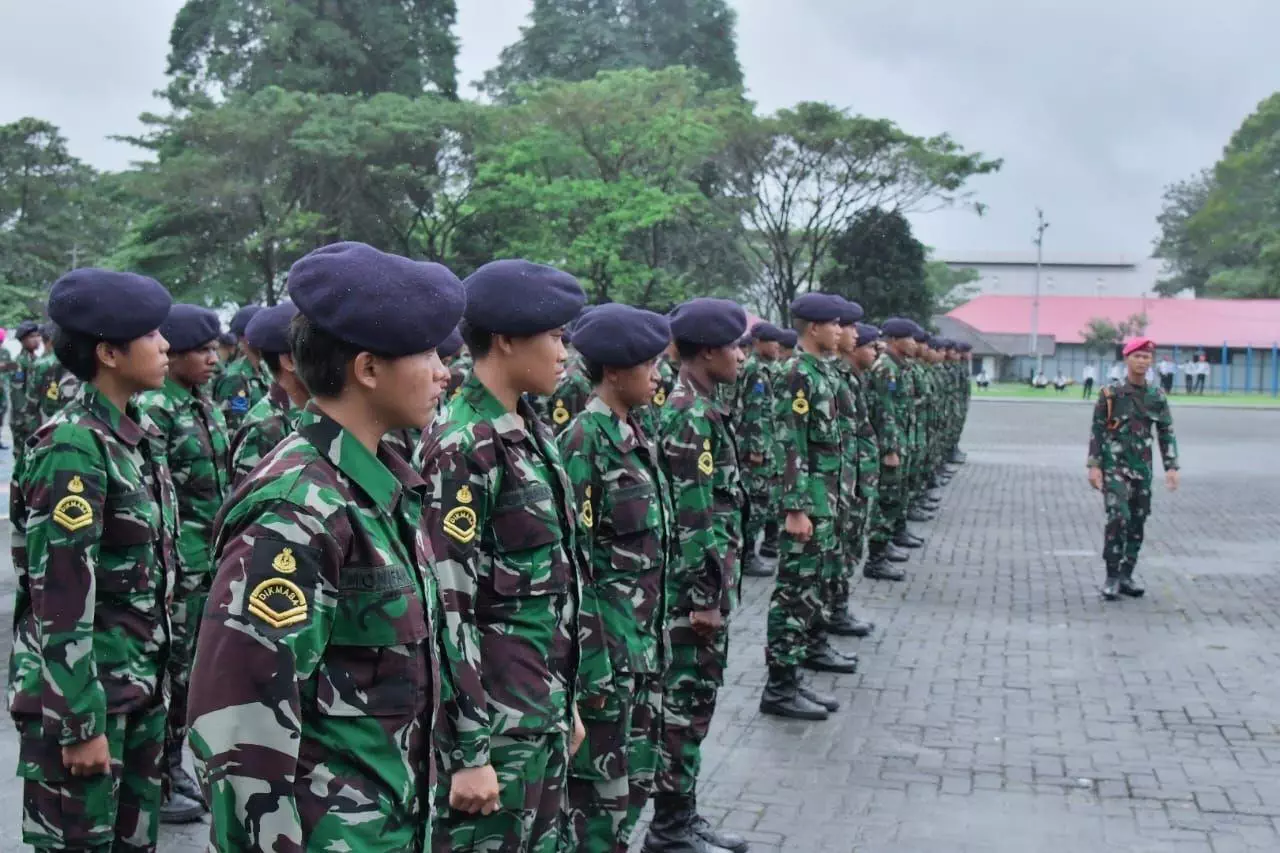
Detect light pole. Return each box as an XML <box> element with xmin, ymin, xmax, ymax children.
<box><xmin>1030</xmin><ymin>209</ymin><xmax>1049</xmax><ymax>373</ymax></box>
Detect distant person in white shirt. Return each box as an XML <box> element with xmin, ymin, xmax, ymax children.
<box><xmin>1195</xmin><ymin>356</ymin><xmax>1210</xmax><ymax>394</ymax></box>
<box><xmin>1182</xmin><ymin>358</ymin><xmax>1195</xmax><ymax>394</ymax></box>
<box><xmin>1157</xmin><ymin>357</ymin><xmax>1175</xmax><ymax>393</ymax></box>
<box><xmin>1108</xmin><ymin>363</ymin><xmax>1124</xmax><ymax>385</ymax></box>
<box><xmin>1033</xmin><ymin>371</ymin><xmax>1049</xmax><ymax>389</ymax></box>
<box><xmin>1054</xmin><ymin>372</ymin><xmax>1068</xmax><ymax>393</ymax></box>
<box><xmin>1081</xmin><ymin>364</ymin><xmax>1097</xmax><ymax>399</ymax></box>
<box><xmin>975</xmin><ymin>369</ymin><xmax>990</xmax><ymax>389</ymax></box>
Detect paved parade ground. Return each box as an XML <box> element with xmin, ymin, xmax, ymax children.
<box><xmin>1</xmin><ymin>398</ymin><xmax>1279</xmax><ymax>852</ymax></box>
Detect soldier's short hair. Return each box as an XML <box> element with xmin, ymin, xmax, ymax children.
<box><xmin>794</xmin><ymin>319</ymin><xmax>812</xmax><ymax>335</ymax></box>
<box><xmin>675</xmin><ymin>339</ymin><xmax>710</xmax><ymax>361</ymax></box>
<box><xmin>289</xmin><ymin>313</ymin><xmax>392</xmax><ymax>398</ymax></box>
<box><xmin>52</xmin><ymin>325</ymin><xmax>131</xmax><ymax>382</ymax></box>
<box><xmin>261</xmin><ymin>350</ymin><xmax>284</xmax><ymax>374</ymax></box>
<box><xmin>459</xmin><ymin>320</ymin><xmax>494</xmax><ymax>358</ymax></box>
<box><xmin>582</xmin><ymin>357</ymin><xmax>606</xmax><ymax>385</ymax></box>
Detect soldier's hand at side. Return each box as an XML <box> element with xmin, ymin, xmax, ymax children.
<box><xmin>570</xmin><ymin>707</ymin><xmax>587</xmax><ymax>757</ymax></box>
<box><xmin>1166</xmin><ymin>470</ymin><xmax>1180</xmax><ymax>492</ymax></box>
<box><xmin>785</xmin><ymin>511</ymin><xmax>813</xmax><ymax>542</ymax></box>
<box><xmin>883</xmin><ymin>452</ymin><xmax>900</xmax><ymax>469</ymax></box>
<box><xmin>450</xmin><ymin>765</ymin><xmax>501</xmax><ymax>815</ymax></box>
<box><xmin>62</xmin><ymin>734</ymin><xmax>110</xmax><ymax>777</ymax></box>
<box><xmin>1087</xmin><ymin>467</ymin><xmax>1103</xmax><ymax>491</ymax></box>
<box><xmin>748</xmin><ymin>452</ymin><xmax>764</xmax><ymax>465</ymax></box>
<box><xmin>689</xmin><ymin>608</ymin><xmax>723</xmax><ymax>640</ymax></box>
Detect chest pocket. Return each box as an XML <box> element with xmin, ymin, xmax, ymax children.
<box><xmin>97</xmin><ymin>487</ymin><xmax>159</xmax><ymax>594</ymax></box>
<box><xmin>604</xmin><ymin>478</ymin><xmax>660</xmax><ymax>574</ymax></box>
<box><xmin>170</xmin><ymin>425</ymin><xmax>218</xmax><ymax>498</ymax></box>
<box><xmin>490</xmin><ymin>484</ymin><xmax>569</xmax><ymax>597</ymax></box>
<box><xmin>810</xmin><ymin>399</ymin><xmax>841</xmax><ymax>445</ymax></box>
<box><xmin>317</xmin><ymin>565</ymin><xmax>429</xmax><ymax>718</ymax></box>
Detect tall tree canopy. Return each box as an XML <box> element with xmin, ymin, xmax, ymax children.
<box><xmin>482</xmin><ymin>0</ymin><xmax>743</xmax><ymax>100</ymax></box>
<box><xmin>166</xmin><ymin>0</ymin><xmax>459</xmax><ymax>104</ymax></box>
<box><xmin>820</xmin><ymin>209</ymin><xmax>931</xmax><ymax>323</ymax></box>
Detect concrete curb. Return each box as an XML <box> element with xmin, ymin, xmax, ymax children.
<box><xmin>973</xmin><ymin>395</ymin><xmax>1280</xmax><ymax>412</ymax></box>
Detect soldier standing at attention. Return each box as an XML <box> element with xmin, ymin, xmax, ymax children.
<box><xmin>212</xmin><ymin>304</ymin><xmax>269</xmax><ymax>432</ymax></box>
<box><xmin>228</xmin><ymin>301</ymin><xmax>309</xmax><ymax>486</ymax></box>
<box><xmin>11</xmin><ymin>320</ymin><xmax>44</xmax><ymax>467</ymax></box>
<box><xmin>419</xmin><ymin>259</ymin><xmax>586</xmax><ymax>853</ymax></box>
<box><xmin>32</xmin><ymin>324</ymin><xmax>79</xmax><ymax>425</ymax></box>
<box><xmin>137</xmin><ymin>304</ymin><xmax>229</xmax><ymax>823</ymax></box>
<box><xmin>440</xmin><ymin>327</ymin><xmax>469</xmax><ymax>396</ymax></box>
<box><xmin>9</xmin><ymin>269</ymin><xmax>176</xmax><ymax>853</ymax></box>
<box><xmin>850</xmin><ymin>322</ymin><xmax>884</xmax><ymax>567</ymax></box>
<box><xmin>0</xmin><ymin>328</ymin><xmax>12</xmax><ymax>449</ymax></box>
<box><xmin>863</xmin><ymin>319</ymin><xmax>920</xmax><ymax>582</ymax></box>
<box><xmin>558</xmin><ymin>304</ymin><xmax>675</xmax><ymax>853</ymax></box>
<box><xmin>649</xmin><ymin>298</ymin><xmax>748</xmax><ymax>853</ymax></box>
<box><xmin>548</xmin><ymin>311</ymin><xmax>594</xmax><ymax>434</ymax></box>
<box><xmin>634</xmin><ymin>337</ymin><xmax>677</xmax><ymax>440</ymax></box>
<box><xmin>760</xmin><ymin>293</ymin><xmax>853</xmax><ymax>724</ymax></box>
<box><xmin>734</xmin><ymin>322</ymin><xmax>784</xmax><ymax>579</ymax></box>
<box><xmin>188</xmin><ymin>242</ymin><xmax>463</xmax><ymax>851</ymax></box>
<box><xmin>1087</xmin><ymin>337</ymin><xmax>1179</xmax><ymax>601</ymax></box>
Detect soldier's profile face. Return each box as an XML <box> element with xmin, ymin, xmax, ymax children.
<box><xmin>507</xmin><ymin>328</ymin><xmax>566</xmax><ymax>397</ymax></box>
<box><xmin>607</xmin><ymin>359</ymin><xmax>657</xmax><ymax>409</ymax></box>
<box><xmin>113</xmin><ymin>328</ymin><xmax>170</xmax><ymax>392</ymax></box>
<box><xmin>372</xmin><ymin>348</ymin><xmax>449</xmax><ymax>429</ymax></box>
<box><xmin>170</xmin><ymin>341</ymin><xmax>219</xmax><ymax>388</ymax></box>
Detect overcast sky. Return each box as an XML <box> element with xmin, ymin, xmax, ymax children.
<box><xmin>3</xmin><ymin>0</ymin><xmax>1278</xmax><ymax>260</ymax></box>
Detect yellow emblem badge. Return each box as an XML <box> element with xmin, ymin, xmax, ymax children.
<box><xmin>53</xmin><ymin>494</ymin><xmax>94</xmax><ymax>532</ymax></box>
<box><xmin>580</xmin><ymin>485</ymin><xmax>594</xmax><ymax>529</ymax></box>
<box><xmin>45</xmin><ymin>381</ymin><xmax>59</xmax><ymax>401</ymax></box>
<box><xmin>444</xmin><ymin>486</ymin><xmax>477</xmax><ymax>544</ymax></box>
<box><xmin>272</xmin><ymin>547</ymin><xmax>297</xmax><ymax>574</ymax></box>
<box><xmin>792</xmin><ymin>389</ymin><xmax>810</xmax><ymax>415</ymax></box>
<box><xmin>653</xmin><ymin>388</ymin><xmax>667</xmax><ymax>406</ymax></box>
<box><xmin>697</xmin><ymin>439</ymin><xmax>714</xmax><ymax>476</ymax></box>
<box><xmin>247</xmin><ymin>577</ymin><xmax>308</xmax><ymax>629</ymax></box>
<box><xmin>67</xmin><ymin>476</ymin><xmax>85</xmax><ymax>494</ymax></box>
<box><xmin>552</xmin><ymin>400</ymin><xmax>570</xmax><ymax>425</ymax></box>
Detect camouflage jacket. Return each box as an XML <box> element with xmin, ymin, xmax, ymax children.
<box><xmin>777</xmin><ymin>351</ymin><xmax>845</xmax><ymax>519</ymax></box>
<box><xmin>834</xmin><ymin>360</ymin><xmax>875</xmax><ymax>501</ymax></box>
<box><xmin>547</xmin><ymin>352</ymin><xmax>592</xmax><ymax>434</ymax></box>
<box><xmin>1088</xmin><ymin>380</ymin><xmax>1179</xmax><ymax>478</ymax></box>
<box><xmin>212</xmin><ymin>356</ymin><xmax>270</xmax><ymax>431</ymax></box>
<box><xmin>383</xmin><ymin>427</ymin><xmax>422</xmax><ymax>462</ymax></box>
<box><xmin>229</xmin><ymin>382</ymin><xmax>298</xmax><ymax>487</ymax></box>
<box><xmin>0</xmin><ymin>348</ymin><xmax>12</xmax><ymax>407</ymax></box>
<box><xmin>139</xmin><ymin>378</ymin><xmax>232</xmax><ymax>575</ymax></box>
<box><xmin>732</xmin><ymin>354</ymin><xmax>779</xmax><ymax>460</ymax></box>
<box><xmin>634</xmin><ymin>355</ymin><xmax>676</xmax><ymax>439</ymax></box>
<box><xmin>659</xmin><ymin>368</ymin><xmax>745</xmax><ymax>615</ymax></box>
<box><xmin>868</xmin><ymin>352</ymin><xmax>908</xmax><ymax>457</ymax></box>
<box><xmin>445</xmin><ymin>353</ymin><xmax>472</xmax><ymax>398</ymax></box>
<box><xmin>189</xmin><ymin>406</ymin><xmax>440</xmax><ymax>852</ymax></box>
<box><xmin>417</xmin><ymin>372</ymin><xmax>581</xmax><ymax>772</ymax></box>
<box><xmin>8</xmin><ymin>384</ymin><xmax>178</xmax><ymax>743</ymax></box>
<box><xmin>10</xmin><ymin>349</ymin><xmax>42</xmax><ymax>440</ymax></box>
<box><xmin>559</xmin><ymin>395</ymin><xmax>673</xmax><ymax>695</ymax></box>
<box><xmin>849</xmin><ymin>365</ymin><xmax>881</xmax><ymax>497</ymax></box>
<box><xmin>32</xmin><ymin>353</ymin><xmax>80</xmax><ymax>424</ymax></box>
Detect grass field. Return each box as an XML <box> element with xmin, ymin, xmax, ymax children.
<box><xmin>973</xmin><ymin>383</ymin><xmax>1280</xmax><ymax>407</ymax></box>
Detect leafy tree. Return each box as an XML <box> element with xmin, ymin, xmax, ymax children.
<box><xmin>165</xmin><ymin>0</ymin><xmax>459</xmax><ymax>104</ymax></box>
<box><xmin>729</xmin><ymin>102</ymin><xmax>1000</xmax><ymax>320</ymax></box>
<box><xmin>1119</xmin><ymin>312</ymin><xmax>1149</xmax><ymax>336</ymax></box>
<box><xmin>820</xmin><ymin>209</ymin><xmax>930</xmax><ymax>322</ymax></box>
<box><xmin>925</xmin><ymin>255</ymin><xmax>979</xmax><ymax>313</ymax></box>
<box><xmin>1152</xmin><ymin>170</ymin><xmax>1216</xmax><ymax>296</ymax></box>
<box><xmin>1081</xmin><ymin>317</ymin><xmax>1121</xmax><ymax>358</ymax></box>
<box><xmin>482</xmin><ymin>0</ymin><xmax>742</xmax><ymax>100</ymax></box>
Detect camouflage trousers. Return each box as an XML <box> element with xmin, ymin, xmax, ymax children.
<box><xmin>567</xmin><ymin>672</ymin><xmax>664</xmax><ymax>853</ymax></box>
<box><xmin>740</xmin><ymin>464</ymin><xmax>777</xmax><ymax>555</ymax></box>
<box><xmin>165</xmin><ymin>568</ymin><xmax>213</xmax><ymax>757</ymax></box>
<box><xmin>766</xmin><ymin>518</ymin><xmax>841</xmax><ymax>668</ymax></box>
<box><xmin>1103</xmin><ymin>474</ymin><xmax>1152</xmax><ymax>572</ymax></box>
<box><xmin>655</xmin><ymin>614</ymin><xmax>729</xmax><ymax>797</ymax></box>
<box><xmin>871</xmin><ymin>460</ymin><xmax>907</xmax><ymax>545</ymax></box>
<box><xmin>435</xmin><ymin>731</ymin><xmax>568</xmax><ymax>853</ymax></box>
<box><xmin>833</xmin><ymin>498</ymin><xmax>872</xmax><ymax>613</ymax></box>
<box><xmin>17</xmin><ymin>702</ymin><xmax>165</xmax><ymax>852</ymax></box>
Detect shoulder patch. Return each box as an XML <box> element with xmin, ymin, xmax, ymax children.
<box><xmin>246</xmin><ymin>539</ymin><xmax>321</xmax><ymax>634</ymax></box>
<box><xmin>552</xmin><ymin>400</ymin><xmax>570</xmax><ymax>425</ymax></box>
<box><xmin>653</xmin><ymin>388</ymin><xmax>666</xmax><ymax>406</ymax></box>
<box><xmin>753</xmin><ymin>380</ymin><xmax>765</xmax><ymax>395</ymax></box>
<box><xmin>579</xmin><ymin>485</ymin><xmax>594</xmax><ymax>529</ymax></box>
<box><xmin>229</xmin><ymin>389</ymin><xmax>250</xmax><ymax>414</ymax></box>
<box><xmin>443</xmin><ymin>482</ymin><xmax>478</xmax><ymax>544</ymax></box>
<box><xmin>51</xmin><ymin>471</ymin><xmax>99</xmax><ymax>534</ymax></box>
<box><xmin>792</xmin><ymin>389</ymin><xmax>810</xmax><ymax>415</ymax></box>
<box><xmin>697</xmin><ymin>439</ymin><xmax>715</xmax><ymax>476</ymax></box>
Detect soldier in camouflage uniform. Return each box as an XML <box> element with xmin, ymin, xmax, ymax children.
<box><xmin>732</xmin><ymin>322</ymin><xmax>784</xmax><ymax>579</ymax></box>
<box><xmin>634</xmin><ymin>342</ymin><xmax>677</xmax><ymax>439</ymax></box>
<box><xmin>8</xmin><ymin>269</ymin><xmax>177</xmax><ymax>853</ymax></box>
<box><xmin>950</xmin><ymin>342</ymin><xmax>973</xmax><ymax>464</ymax></box>
<box><xmin>849</xmin><ymin>322</ymin><xmax>884</xmax><ymax>566</ymax></box>
<box><xmin>188</xmin><ymin>242</ymin><xmax>464</xmax><ymax>851</ymax></box>
<box><xmin>557</xmin><ymin>305</ymin><xmax>675</xmax><ymax>853</ymax></box>
<box><xmin>11</xmin><ymin>320</ymin><xmax>44</xmax><ymax>467</ymax></box>
<box><xmin>212</xmin><ymin>305</ymin><xmax>270</xmax><ymax>432</ymax></box>
<box><xmin>228</xmin><ymin>301</ymin><xmax>309</xmax><ymax>486</ymax></box>
<box><xmin>0</xmin><ymin>335</ymin><xmax>12</xmax><ymax>449</ymax></box>
<box><xmin>440</xmin><ymin>327</ymin><xmax>469</xmax><ymax>396</ymax></box>
<box><xmin>137</xmin><ymin>304</ymin><xmax>231</xmax><ymax>823</ymax></box>
<box><xmin>760</xmin><ymin>294</ymin><xmax>853</xmax><ymax>725</ymax></box>
<box><xmin>864</xmin><ymin>319</ymin><xmax>921</xmax><ymax>582</ymax></box>
<box><xmin>32</xmin><ymin>324</ymin><xmax>80</xmax><ymax>426</ymax></box>
<box><xmin>1087</xmin><ymin>337</ymin><xmax>1180</xmax><ymax>601</ymax></box>
<box><xmin>650</xmin><ymin>297</ymin><xmax>749</xmax><ymax>853</ymax></box>
<box><xmin>418</xmin><ymin>259</ymin><xmax>585</xmax><ymax>853</ymax></box>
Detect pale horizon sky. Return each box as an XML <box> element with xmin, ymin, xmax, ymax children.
<box><xmin>2</xmin><ymin>0</ymin><xmax>1278</xmax><ymax>261</ymax></box>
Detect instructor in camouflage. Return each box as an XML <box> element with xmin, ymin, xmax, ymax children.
<box><xmin>187</xmin><ymin>242</ymin><xmax>465</xmax><ymax>851</ymax></box>
<box><xmin>9</xmin><ymin>269</ymin><xmax>177</xmax><ymax>853</ymax></box>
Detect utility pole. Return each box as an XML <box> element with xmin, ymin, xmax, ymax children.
<box><xmin>1031</xmin><ymin>209</ymin><xmax>1049</xmax><ymax>373</ymax></box>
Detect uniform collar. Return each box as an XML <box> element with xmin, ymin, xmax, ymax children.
<box><xmin>296</xmin><ymin>404</ymin><xmax>425</xmax><ymax>514</ymax></box>
<box><xmin>458</xmin><ymin>371</ymin><xmax>541</xmax><ymax>444</ymax></box>
<box><xmin>79</xmin><ymin>383</ymin><xmax>151</xmax><ymax>448</ymax></box>
<box><xmin>267</xmin><ymin>381</ymin><xmax>292</xmax><ymax>412</ymax></box>
<box><xmin>582</xmin><ymin>394</ymin><xmax>640</xmax><ymax>453</ymax></box>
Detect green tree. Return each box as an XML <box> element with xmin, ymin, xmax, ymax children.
<box><xmin>1081</xmin><ymin>317</ymin><xmax>1122</xmax><ymax>359</ymax></box>
<box><xmin>166</xmin><ymin>0</ymin><xmax>459</xmax><ymax>104</ymax></box>
<box><xmin>924</xmin><ymin>255</ymin><xmax>980</xmax><ymax>312</ymax></box>
<box><xmin>1152</xmin><ymin>170</ymin><xmax>1216</xmax><ymax>296</ymax></box>
<box><xmin>819</xmin><ymin>209</ymin><xmax>931</xmax><ymax>322</ymax></box>
<box><xmin>482</xmin><ymin>0</ymin><xmax>743</xmax><ymax>100</ymax></box>
<box><xmin>729</xmin><ymin>102</ymin><xmax>1000</xmax><ymax>320</ymax></box>
<box><xmin>461</xmin><ymin>67</ymin><xmax>752</xmax><ymax>306</ymax></box>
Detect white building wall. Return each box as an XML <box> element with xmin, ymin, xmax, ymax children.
<box><xmin>939</xmin><ymin>255</ymin><xmax>1171</xmax><ymax>299</ymax></box>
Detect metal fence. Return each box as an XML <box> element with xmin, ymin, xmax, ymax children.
<box><xmin>1004</xmin><ymin>343</ymin><xmax>1280</xmax><ymax>395</ymax></box>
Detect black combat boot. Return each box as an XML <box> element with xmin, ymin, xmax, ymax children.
<box><xmin>893</xmin><ymin>530</ymin><xmax>924</xmax><ymax>549</ymax></box>
<box><xmin>1100</xmin><ymin>566</ymin><xmax>1120</xmax><ymax>601</ymax></box>
<box><xmin>690</xmin><ymin>793</ymin><xmax>750</xmax><ymax>853</ymax></box>
<box><xmin>802</xmin><ymin>642</ymin><xmax>858</xmax><ymax>674</ymax></box>
<box><xmin>906</xmin><ymin>507</ymin><xmax>934</xmax><ymax>523</ymax></box>
<box><xmin>759</xmin><ymin>521</ymin><xmax>779</xmax><ymax>559</ymax></box>
<box><xmin>795</xmin><ymin>671</ymin><xmax>840</xmax><ymax>712</ymax></box>
<box><xmin>167</xmin><ymin>742</ymin><xmax>205</xmax><ymax>805</ymax></box>
<box><xmin>827</xmin><ymin>609</ymin><xmax>874</xmax><ymax>637</ymax></box>
<box><xmin>927</xmin><ymin>486</ymin><xmax>943</xmax><ymax>501</ymax></box>
<box><xmin>742</xmin><ymin>551</ymin><xmax>775</xmax><ymax>578</ymax></box>
<box><xmin>643</xmin><ymin>793</ymin><xmax>735</xmax><ymax>853</ymax></box>
<box><xmin>760</xmin><ymin>667</ymin><xmax>830</xmax><ymax>720</ymax></box>
<box><xmin>950</xmin><ymin>449</ymin><xmax>967</xmax><ymax>464</ymax></box>
<box><xmin>1118</xmin><ymin>566</ymin><xmax>1146</xmax><ymax>598</ymax></box>
<box><xmin>864</xmin><ymin>545</ymin><xmax>907</xmax><ymax>580</ymax></box>
<box><xmin>884</xmin><ymin>543</ymin><xmax>911</xmax><ymax>563</ymax></box>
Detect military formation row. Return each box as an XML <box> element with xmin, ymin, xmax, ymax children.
<box><xmin>5</xmin><ymin>242</ymin><xmax>973</xmax><ymax>853</ymax></box>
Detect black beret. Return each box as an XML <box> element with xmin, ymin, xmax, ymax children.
<box><xmin>779</xmin><ymin>329</ymin><xmax>799</xmax><ymax>348</ymax></box>
<box><xmin>230</xmin><ymin>305</ymin><xmax>262</xmax><ymax>337</ymax></box>
<box><xmin>958</xmin><ymin>342</ymin><xmax>973</xmax><ymax>353</ymax></box>
<box><xmin>837</xmin><ymin>298</ymin><xmax>865</xmax><ymax>326</ymax></box>
<box><xmin>15</xmin><ymin>320</ymin><xmax>41</xmax><ymax>340</ymax></box>
<box><xmin>790</xmin><ymin>292</ymin><xmax>844</xmax><ymax>323</ymax></box>
<box><xmin>217</xmin><ymin>332</ymin><xmax>236</xmax><ymax>347</ymax></box>
<box><xmin>438</xmin><ymin>327</ymin><xmax>464</xmax><ymax>359</ymax></box>
<box><xmin>245</xmin><ymin>301</ymin><xmax>298</xmax><ymax>354</ymax></box>
<box><xmin>855</xmin><ymin>323</ymin><xmax>881</xmax><ymax>347</ymax></box>
<box><xmin>39</xmin><ymin>322</ymin><xmax>56</xmax><ymax>338</ymax></box>
<box><xmin>161</xmin><ymin>304</ymin><xmax>221</xmax><ymax>353</ymax></box>
<box><xmin>463</xmin><ymin>259</ymin><xmax>585</xmax><ymax>336</ymax></box>
<box><xmin>668</xmin><ymin>298</ymin><xmax>748</xmax><ymax>347</ymax></box>
<box><xmin>881</xmin><ymin>318</ymin><xmax>916</xmax><ymax>339</ymax></box>
<box><xmin>913</xmin><ymin>327</ymin><xmax>930</xmax><ymax>343</ymax></box>
<box><xmin>750</xmin><ymin>322</ymin><xmax>781</xmax><ymax>343</ymax></box>
<box><xmin>289</xmin><ymin>241</ymin><xmax>466</xmax><ymax>356</ymax></box>
<box><xmin>48</xmin><ymin>268</ymin><xmax>172</xmax><ymax>342</ymax></box>
<box><xmin>573</xmin><ymin>304</ymin><xmax>670</xmax><ymax>367</ymax></box>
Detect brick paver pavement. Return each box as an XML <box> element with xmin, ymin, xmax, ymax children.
<box><xmin>1</xmin><ymin>399</ymin><xmax>1279</xmax><ymax>852</ymax></box>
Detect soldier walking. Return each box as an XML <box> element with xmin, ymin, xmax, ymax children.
<box><xmin>1087</xmin><ymin>337</ymin><xmax>1179</xmax><ymax>601</ymax></box>
<box><xmin>9</xmin><ymin>269</ymin><xmax>177</xmax><ymax>853</ymax></box>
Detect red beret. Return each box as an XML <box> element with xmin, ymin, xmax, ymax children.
<box><xmin>1122</xmin><ymin>337</ymin><xmax>1156</xmax><ymax>357</ymax></box>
